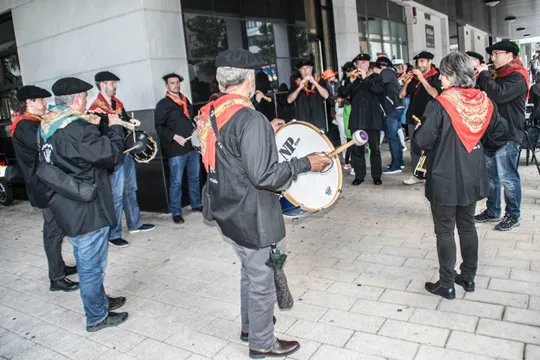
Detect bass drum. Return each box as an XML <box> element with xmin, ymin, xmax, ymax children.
<box><xmin>275</xmin><ymin>120</ymin><xmax>342</xmax><ymax>218</ymax></box>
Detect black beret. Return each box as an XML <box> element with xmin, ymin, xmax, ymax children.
<box><xmin>486</xmin><ymin>39</ymin><xmax>519</xmax><ymax>56</ymax></box>
<box><xmin>95</xmin><ymin>71</ymin><xmax>120</xmax><ymax>82</ymax></box>
<box><xmin>51</xmin><ymin>77</ymin><xmax>93</xmax><ymax>96</ymax></box>
<box><xmin>16</xmin><ymin>85</ymin><xmax>51</xmax><ymax>101</ymax></box>
<box><xmin>376</xmin><ymin>56</ymin><xmax>393</xmax><ymax>67</ymax></box>
<box><xmin>466</xmin><ymin>51</ymin><xmax>485</xmax><ymax>63</ymax></box>
<box><xmin>353</xmin><ymin>53</ymin><xmax>371</xmax><ymax>62</ymax></box>
<box><xmin>296</xmin><ymin>59</ymin><xmax>314</xmax><ymax>69</ymax></box>
<box><xmin>413</xmin><ymin>51</ymin><xmax>435</xmax><ymax>60</ymax></box>
<box><xmin>162</xmin><ymin>73</ymin><xmax>184</xmax><ymax>82</ymax></box>
<box><xmin>216</xmin><ymin>49</ymin><xmax>262</xmax><ymax>69</ymax></box>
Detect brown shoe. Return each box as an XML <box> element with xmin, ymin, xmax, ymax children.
<box><xmin>249</xmin><ymin>339</ymin><xmax>300</xmax><ymax>358</ymax></box>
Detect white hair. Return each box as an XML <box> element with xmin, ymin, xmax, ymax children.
<box><xmin>54</xmin><ymin>94</ymin><xmax>77</xmax><ymax>106</ymax></box>
<box><xmin>216</xmin><ymin>67</ymin><xmax>254</xmax><ymax>90</ymax></box>
<box><xmin>439</xmin><ymin>52</ymin><xmax>476</xmax><ymax>89</ymax></box>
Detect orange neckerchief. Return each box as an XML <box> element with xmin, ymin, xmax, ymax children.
<box><xmin>166</xmin><ymin>92</ymin><xmax>191</xmax><ymax>119</ymax></box>
<box><xmin>494</xmin><ymin>57</ymin><xmax>530</xmax><ymax>100</ymax></box>
<box><xmin>436</xmin><ymin>88</ymin><xmax>493</xmax><ymax>153</ymax></box>
<box><xmin>10</xmin><ymin>112</ymin><xmax>41</xmax><ymax>137</ymax></box>
<box><xmin>414</xmin><ymin>66</ymin><xmax>439</xmax><ymax>95</ymax></box>
<box><xmin>295</xmin><ymin>76</ymin><xmax>321</xmax><ymax>95</ymax></box>
<box><xmin>88</xmin><ymin>93</ymin><xmax>124</xmax><ymax>114</ymax></box>
<box><xmin>197</xmin><ymin>94</ymin><xmax>253</xmax><ymax>172</ymax></box>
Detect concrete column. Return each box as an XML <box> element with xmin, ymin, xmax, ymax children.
<box><xmin>332</xmin><ymin>0</ymin><xmax>359</xmax><ymax>76</ymax></box>
<box><xmin>273</xmin><ymin>23</ymin><xmax>291</xmax><ymax>87</ymax></box>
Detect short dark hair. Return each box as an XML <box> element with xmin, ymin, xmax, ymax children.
<box><xmin>14</xmin><ymin>100</ymin><xmax>27</xmax><ymax>114</ymax></box>
<box><xmin>95</xmin><ymin>81</ymin><xmax>104</xmax><ymax>91</ymax></box>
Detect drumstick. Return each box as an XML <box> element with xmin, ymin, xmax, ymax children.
<box><xmin>263</xmin><ymin>96</ymin><xmax>272</xmax><ymax>102</ymax></box>
<box><xmin>131</xmin><ymin>112</ymin><xmax>136</xmax><ymax>144</ymax></box>
<box><xmin>327</xmin><ymin>141</ymin><xmax>356</xmax><ymax>158</ymax></box>
<box><xmin>413</xmin><ymin>115</ymin><xmax>422</xmax><ymax>124</ymax></box>
<box><xmin>326</xmin><ymin>130</ymin><xmax>368</xmax><ymax>158</ymax></box>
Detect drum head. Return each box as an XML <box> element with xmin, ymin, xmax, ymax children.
<box><xmin>191</xmin><ymin>130</ymin><xmax>201</xmax><ymax>147</ymax></box>
<box><xmin>275</xmin><ymin>121</ymin><xmax>342</xmax><ymax>212</ymax></box>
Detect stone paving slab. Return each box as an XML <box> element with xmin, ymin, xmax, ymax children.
<box><xmin>0</xmin><ymin>150</ymin><xmax>539</xmax><ymax>359</ymax></box>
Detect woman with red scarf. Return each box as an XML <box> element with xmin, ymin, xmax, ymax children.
<box><xmin>414</xmin><ymin>52</ymin><xmax>508</xmax><ymax>300</ymax></box>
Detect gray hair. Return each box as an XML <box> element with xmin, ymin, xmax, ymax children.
<box><xmin>216</xmin><ymin>67</ymin><xmax>253</xmax><ymax>90</ymax></box>
<box><xmin>54</xmin><ymin>94</ymin><xmax>77</xmax><ymax>106</ymax></box>
<box><xmin>439</xmin><ymin>52</ymin><xmax>476</xmax><ymax>89</ymax></box>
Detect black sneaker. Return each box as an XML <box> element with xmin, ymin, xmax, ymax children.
<box><xmin>129</xmin><ymin>224</ymin><xmax>155</xmax><ymax>234</ymax></box>
<box><xmin>108</xmin><ymin>296</ymin><xmax>126</xmax><ymax>311</ymax></box>
<box><xmin>50</xmin><ymin>278</ymin><xmax>79</xmax><ymax>292</ymax></box>
<box><xmin>86</xmin><ymin>312</ymin><xmax>128</xmax><ymax>332</ymax></box>
<box><xmin>425</xmin><ymin>281</ymin><xmax>455</xmax><ymax>300</ymax></box>
<box><xmin>373</xmin><ymin>178</ymin><xmax>383</xmax><ymax>185</ymax></box>
<box><xmin>192</xmin><ymin>207</ymin><xmax>203</xmax><ymax>213</ymax></box>
<box><xmin>172</xmin><ymin>215</ymin><xmax>185</xmax><ymax>224</ymax></box>
<box><xmin>64</xmin><ymin>265</ymin><xmax>77</xmax><ymax>276</ymax></box>
<box><xmin>474</xmin><ymin>210</ymin><xmax>501</xmax><ymax>223</ymax></box>
<box><xmin>455</xmin><ymin>274</ymin><xmax>475</xmax><ymax>292</ymax></box>
<box><xmin>494</xmin><ymin>216</ymin><xmax>520</xmax><ymax>231</ymax></box>
<box><xmin>108</xmin><ymin>238</ymin><xmax>130</xmax><ymax>248</ymax></box>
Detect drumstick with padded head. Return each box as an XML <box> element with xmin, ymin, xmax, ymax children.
<box><xmin>326</xmin><ymin>130</ymin><xmax>368</xmax><ymax>158</ymax></box>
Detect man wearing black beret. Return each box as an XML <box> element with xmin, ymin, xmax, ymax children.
<box><xmin>198</xmin><ymin>48</ymin><xmax>331</xmax><ymax>358</ymax></box>
<box><xmin>11</xmin><ymin>85</ymin><xmax>79</xmax><ymax>293</ymax></box>
<box><xmin>287</xmin><ymin>58</ymin><xmax>329</xmax><ymax>131</ymax></box>
<box><xmin>339</xmin><ymin>53</ymin><xmax>385</xmax><ymax>186</ymax></box>
<box><xmin>89</xmin><ymin>71</ymin><xmax>154</xmax><ymax>247</ymax></box>
<box><xmin>40</xmin><ymin>77</ymin><xmax>128</xmax><ymax>331</ymax></box>
<box><xmin>154</xmin><ymin>72</ymin><xmax>201</xmax><ymax>224</ymax></box>
<box><xmin>399</xmin><ymin>50</ymin><xmax>443</xmax><ymax>185</ymax></box>
<box><xmin>466</xmin><ymin>51</ymin><xmax>485</xmax><ymax>67</ymax></box>
<box><xmin>474</xmin><ymin>39</ymin><xmax>528</xmax><ymax>231</ymax></box>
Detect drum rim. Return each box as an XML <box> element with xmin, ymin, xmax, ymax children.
<box><xmin>276</xmin><ymin>120</ymin><xmax>342</xmax><ymax>211</ymax></box>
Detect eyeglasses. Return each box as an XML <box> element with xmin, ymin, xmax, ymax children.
<box><xmin>491</xmin><ymin>51</ymin><xmax>508</xmax><ymax>58</ymax></box>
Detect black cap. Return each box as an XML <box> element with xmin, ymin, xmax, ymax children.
<box><xmin>466</xmin><ymin>51</ymin><xmax>485</xmax><ymax>63</ymax></box>
<box><xmin>51</xmin><ymin>77</ymin><xmax>93</xmax><ymax>96</ymax></box>
<box><xmin>95</xmin><ymin>71</ymin><xmax>120</xmax><ymax>82</ymax></box>
<box><xmin>376</xmin><ymin>56</ymin><xmax>393</xmax><ymax>67</ymax></box>
<box><xmin>486</xmin><ymin>39</ymin><xmax>519</xmax><ymax>56</ymax></box>
<box><xmin>16</xmin><ymin>85</ymin><xmax>51</xmax><ymax>101</ymax></box>
<box><xmin>413</xmin><ymin>51</ymin><xmax>435</xmax><ymax>60</ymax></box>
<box><xmin>296</xmin><ymin>59</ymin><xmax>314</xmax><ymax>69</ymax></box>
<box><xmin>216</xmin><ymin>49</ymin><xmax>262</xmax><ymax>69</ymax></box>
<box><xmin>162</xmin><ymin>73</ymin><xmax>184</xmax><ymax>82</ymax></box>
<box><xmin>341</xmin><ymin>61</ymin><xmax>355</xmax><ymax>73</ymax></box>
<box><xmin>353</xmin><ymin>53</ymin><xmax>371</xmax><ymax>62</ymax></box>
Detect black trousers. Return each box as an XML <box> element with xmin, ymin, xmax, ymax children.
<box><xmin>430</xmin><ymin>203</ymin><xmax>479</xmax><ymax>288</ymax></box>
<box><xmin>42</xmin><ymin>208</ymin><xmax>67</xmax><ymax>281</ymax></box>
<box><xmin>351</xmin><ymin>129</ymin><xmax>382</xmax><ymax>181</ymax></box>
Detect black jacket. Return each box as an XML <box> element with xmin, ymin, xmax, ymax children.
<box><xmin>207</xmin><ymin>107</ymin><xmax>311</xmax><ymax>249</ymax></box>
<box><xmin>405</xmin><ymin>71</ymin><xmax>443</xmax><ymax>124</ymax></box>
<box><xmin>41</xmin><ymin>119</ymin><xmax>124</xmax><ymax>236</ymax></box>
<box><xmin>155</xmin><ymin>95</ymin><xmax>195</xmax><ymax>158</ymax></box>
<box><xmin>11</xmin><ymin>119</ymin><xmax>51</xmax><ymax>208</ymax></box>
<box><xmin>339</xmin><ymin>73</ymin><xmax>384</xmax><ymax>131</ymax></box>
<box><xmin>477</xmin><ymin>71</ymin><xmax>528</xmax><ymax>143</ymax></box>
<box><xmin>380</xmin><ymin>68</ymin><xmax>405</xmax><ymax>114</ymax></box>
<box><xmin>530</xmin><ymin>83</ymin><xmax>540</xmax><ymax>121</ymax></box>
<box><xmin>414</xmin><ymin>99</ymin><xmax>508</xmax><ymax>207</ymax></box>
<box><xmin>289</xmin><ymin>78</ymin><xmax>328</xmax><ymax>129</ymax></box>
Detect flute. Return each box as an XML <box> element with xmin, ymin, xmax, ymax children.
<box><xmin>86</xmin><ymin>111</ymin><xmax>137</xmax><ymax>130</ymax></box>
<box><xmin>475</xmin><ymin>63</ymin><xmax>494</xmax><ymax>76</ymax></box>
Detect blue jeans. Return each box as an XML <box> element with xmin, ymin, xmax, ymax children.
<box><xmin>485</xmin><ymin>141</ymin><xmax>522</xmax><ymax>218</ymax></box>
<box><xmin>109</xmin><ymin>154</ymin><xmax>143</xmax><ymax>240</ymax></box>
<box><xmin>383</xmin><ymin>108</ymin><xmax>405</xmax><ymax>170</ymax></box>
<box><xmin>168</xmin><ymin>151</ymin><xmax>202</xmax><ymax>216</ymax></box>
<box><xmin>67</xmin><ymin>227</ymin><xmax>109</xmax><ymax>327</ymax></box>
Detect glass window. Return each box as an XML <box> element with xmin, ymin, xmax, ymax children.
<box><xmin>368</xmin><ymin>17</ymin><xmax>381</xmax><ymax>41</ymax></box>
<box><xmin>382</xmin><ymin>19</ymin><xmax>391</xmax><ymax>42</ymax></box>
<box><xmin>370</xmin><ymin>42</ymin><xmax>382</xmax><ymax>59</ymax></box>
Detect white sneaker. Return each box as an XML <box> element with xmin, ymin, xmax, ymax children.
<box><xmin>350</xmin><ymin>168</ymin><xmax>355</xmax><ymax>176</ymax></box>
<box><xmin>403</xmin><ymin>176</ymin><xmax>424</xmax><ymax>185</ymax></box>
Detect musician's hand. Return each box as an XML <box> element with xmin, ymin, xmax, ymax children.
<box><xmin>477</xmin><ymin>64</ymin><xmax>489</xmax><ymax>74</ymax></box>
<box><xmin>358</xmin><ymin>69</ymin><xmax>367</xmax><ymax>79</ymax></box>
<box><xmin>92</xmin><ymin>108</ymin><xmax>107</xmax><ymax>114</ymax></box>
<box><xmin>108</xmin><ymin>114</ymin><xmax>123</xmax><ymax>127</ymax></box>
<box><xmin>412</xmin><ymin>69</ymin><xmax>424</xmax><ymax>81</ymax></box>
<box><xmin>130</xmin><ymin>119</ymin><xmax>141</xmax><ymax>127</ymax></box>
<box><xmin>270</xmin><ymin>118</ymin><xmax>286</xmax><ymax>133</ymax></box>
<box><xmin>174</xmin><ymin>134</ymin><xmax>187</xmax><ymax>146</ymax></box>
<box><xmin>86</xmin><ymin>114</ymin><xmax>101</xmax><ymax>125</ymax></box>
<box><xmin>299</xmin><ymin>78</ymin><xmax>309</xmax><ymax>87</ymax></box>
<box><xmin>255</xmin><ymin>90</ymin><xmax>265</xmax><ymax>103</ymax></box>
<box><xmin>307</xmin><ymin>152</ymin><xmax>332</xmax><ymax>172</ymax></box>
<box><xmin>308</xmin><ymin>76</ymin><xmax>317</xmax><ymax>84</ymax></box>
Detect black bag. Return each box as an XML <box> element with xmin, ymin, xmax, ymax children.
<box><xmin>201</xmin><ymin>106</ymin><xmax>222</xmax><ymax>222</ymax></box>
<box><xmin>36</xmin><ymin>130</ymin><xmax>97</xmax><ymax>202</ymax></box>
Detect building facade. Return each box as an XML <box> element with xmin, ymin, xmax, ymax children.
<box><xmin>0</xmin><ymin>0</ymin><xmax>500</xmax><ymax>212</ymax></box>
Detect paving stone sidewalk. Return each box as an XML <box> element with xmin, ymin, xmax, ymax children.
<box><xmin>0</xmin><ymin>152</ymin><xmax>539</xmax><ymax>360</ymax></box>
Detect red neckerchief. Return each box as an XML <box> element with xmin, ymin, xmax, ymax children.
<box><xmin>295</xmin><ymin>76</ymin><xmax>320</xmax><ymax>95</ymax></box>
<box><xmin>88</xmin><ymin>93</ymin><xmax>125</xmax><ymax>114</ymax></box>
<box><xmin>494</xmin><ymin>57</ymin><xmax>530</xmax><ymax>99</ymax></box>
<box><xmin>10</xmin><ymin>112</ymin><xmax>41</xmax><ymax>137</ymax></box>
<box><xmin>166</xmin><ymin>92</ymin><xmax>191</xmax><ymax>118</ymax></box>
<box><xmin>197</xmin><ymin>94</ymin><xmax>254</xmax><ymax>171</ymax></box>
<box><xmin>414</xmin><ymin>66</ymin><xmax>439</xmax><ymax>95</ymax></box>
<box><xmin>436</xmin><ymin>88</ymin><xmax>493</xmax><ymax>153</ymax></box>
